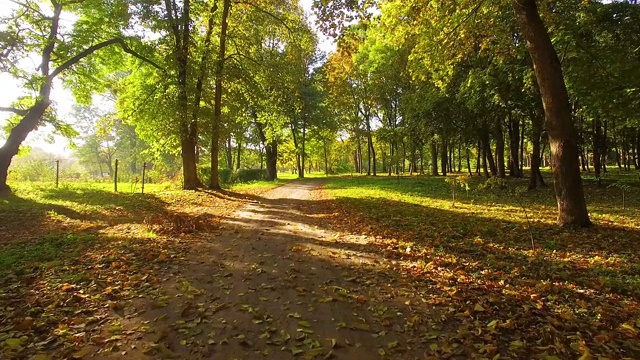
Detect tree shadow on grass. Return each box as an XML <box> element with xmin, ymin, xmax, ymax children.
<box><xmin>0</xmin><ymin>186</ymin><xmax>254</xmax><ymax>247</ymax></box>
<box><xmin>309</xmin><ymin>195</ymin><xmax>640</xmax><ymax>294</ymax></box>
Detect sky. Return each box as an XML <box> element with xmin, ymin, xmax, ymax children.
<box><xmin>0</xmin><ymin>0</ymin><xmax>336</xmax><ymax>156</ymax></box>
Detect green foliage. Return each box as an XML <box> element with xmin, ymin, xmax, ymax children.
<box><xmin>236</xmin><ymin>169</ymin><xmax>266</xmax><ymax>183</ymax></box>
<box><xmin>477</xmin><ymin>177</ymin><xmax>508</xmax><ymax>192</ymax></box>
<box><xmin>202</xmin><ymin>167</ymin><xmax>266</xmax><ymax>185</ymax></box>
<box><xmin>608</xmin><ymin>180</ymin><xmax>636</xmax><ymax>210</ymax></box>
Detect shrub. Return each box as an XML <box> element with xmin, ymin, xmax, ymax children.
<box><xmin>236</xmin><ymin>169</ymin><xmax>266</xmax><ymax>183</ymax></box>
<box><xmin>199</xmin><ymin>166</ymin><xmax>265</xmax><ymax>185</ymax></box>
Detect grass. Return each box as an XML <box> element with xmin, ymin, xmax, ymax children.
<box><xmin>2</xmin><ymin>170</ymin><xmax>639</xmax><ymax>359</ymax></box>
<box><xmin>0</xmin><ymin>179</ymin><xmax>283</xmax><ymax>270</ymax></box>
<box><xmin>224</xmin><ymin>178</ymin><xmax>291</xmax><ymax>191</ymax></box>
<box><xmin>317</xmin><ymin>171</ymin><xmax>640</xmax><ymax>358</ymax></box>
<box><xmin>8</xmin><ymin>180</ymin><xmax>180</xmax><ymax>193</ymax></box>
<box><xmin>0</xmin><ymin>233</ymin><xmax>98</xmax><ymax>274</ymax></box>
<box><xmin>277</xmin><ymin>171</ymin><xmax>336</xmax><ymax>180</ymax></box>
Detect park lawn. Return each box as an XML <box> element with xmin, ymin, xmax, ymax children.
<box><xmin>319</xmin><ymin>173</ymin><xmax>640</xmax><ymax>359</ymax></box>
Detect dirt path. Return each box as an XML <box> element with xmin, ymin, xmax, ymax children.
<box><xmin>107</xmin><ymin>180</ymin><xmax>431</xmax><ymax>360</ymax></box>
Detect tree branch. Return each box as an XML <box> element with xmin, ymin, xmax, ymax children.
<box><xmin>164</xmin><ymin>0</ymin><xmax>182</xmax><ymax>49</ymax></box>
<box><xmin>50</xmin><ymin>38</ymin><xmax>165</xmax><ymax>78</ymax></box>
<box><xmin>233</xmin><ymin>1</ymin><xmax>292</xmax><ymax>33</ymax></box>
<box><xmin>0</xmin><ymin>107</ymin><xmax>29</xmax><ymax>116</ymax></box>
<box><xmin>9</xmin><ymin>0</ymin><xmax>53</xmax><ymax>20</ymax></box>
<box><xmin>444</xmin><ymin>0</ymin><xmax>488</xmax><ymax>39</ymax></box>
<box><xmin>225</xmin><ymin>51</ymin><xmax>261</xmax><ymax>65</ymax></box>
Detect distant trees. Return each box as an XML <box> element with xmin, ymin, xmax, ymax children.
<box><xmin>314</xmin><ymin>0</ymin><xmax>639</xmax><ymax>227</ymax></box>
<box><xmin>0</xmin><ymin>0</ymin><xmax>323</xmax><ymax>190</ymax></box>
<box><xmin>71</xmin><ymin>104</ymin><xmax>149</xmax><ymax>179</ymax></box>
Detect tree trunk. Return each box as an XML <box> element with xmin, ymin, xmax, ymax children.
<box><xmin>482</xmin><ymin>140</ymin><xmax>489</xmax><ymax>178</ymax></box>
<box><xmin>324</xmin><ymin>140</ymin><xmax>329</xmax><ymax>175</ymax></box>
<box><xmin>356</xmin><ymin>137</ymin><xmax>362</xmax><ymax>174</ymax></box>
<box><xmin>226</xmin><ymin>136</ymin><xmax>233</xmax><ymax>169</ymax></box>
<box><xmin>579</xmin><ymin>147</ymin><xmax>587</xmax><ymax>172</ymax></box>
<box><xmin>457</xmin><ymin>143</ymin><xmax>462</xmax><ymax>172</ymax></box>
<box><xmin>265</xmin><ymin>142</ymin><xmax>277</xmax><ymax>181</ymax></box>
<box><xmin>174</xmin><ymin>0</ymin><xmax>200</xmax><ymax>190</ymax></box>
<box><xmin>236</xmin><ymin>138</ymin><xmax>241</xmax><ymax>170</ymax></box>
<box><xmin>209</xmin><ymin>0</ymin><xmax>230</xmax><ymax>190</ymax></box>
<box><xmin>520</xmin><ymin>118</ymin><xmax>526</xmax><ymax>174</ymax></box>
<box><xmin>299</xmin><ymin>118</ymin><xmax>306</xmax><ymax>178</ymax></box>
<box><xmin>430</xmin><ymin>140</ymin><xmax>438</xmax><ymax>176</ymax></box>
<box><xmin>369</xmin><ymin>134</ymin><xmax>377</xmax><ymax>176</ymax></box>
<box><xmin>382</xmin><ymin>150</ymin><xmax>388</xmax><ymax>174</ymax></box>
<box><xmin>366</xmin><ymin>116</ymin><xmax>375</xmax><ymax>176</ymax></box>
<box><xmin>440</xmin><ymin>139</ymin><xmax>447</xmax><ymax>176</ymax></box>
<box><xmin>466</xmin><ymin>148</ymin><xmax>472</xmax><ymax>176</ymax></box>
<box><xmin>529</xmin><ymin>113</ymin><xmax>546</xmax><ymax>189</ymax></box>
<box><xmin>402</xmin><ymin>141</ymin><xmax>406</xmax><ymax>173</ymax></box>
<box><xmin>481</xmin><ymin>126</ymin><xmax>497</xmax><ymax>176</ymax></box>
<box><xmin>593</xmin><ymin>117</ymin><xmax>602</xmax><ymax>183</ymax></box>
<box><xmin>419</xmin><ymin>142</ymin><xmax>424</xmax><ymax>174</ymax></box>
<box><xmin>636</xmin><ymin>129</ymin><xmax>640</xmax><ymax>170</ymax></box>
<box><xmin>495</xmin><ymin>118</ymin><xmax>506</xmax><ymax>178</ymax></box>
<box><xmin>448</xmin><ymin>144</ymin><xmax>453</xmax><ymax>173</ymax></box>
<box><xmin>388</xmin><ymin>143</ymin><xmax>393</xmax><ymax>175</ymax></box>
<box><xmin>0</xmin><ymin>101</ymin><xmax>50</xmax><ymax>192</ymax></box>
<box><xmin>255</xmin><ymin>120</ymin><xmax>277</xmax><ymax>181</ymax></box>
<box><xmin>476</xmin><ymin>140</ymin><xmax>481</xmax><ymax>175</ymax></box>
<box><xmin>512</xmin><ymin>0</ymin><xmax>590</xmax><ymax>227</ymax></box>
<box><xmin>181</xmin><ymin>131</ymin><xmax>200</xmax><ymax>189</ymax></box>
<box><xmin>260</xmin><ymin>145</ymin><xmax>264</xmax><ymax>170</ymax></box>
<box><xmin>602</xmin><ymin>119</ymin><xmax>608</xmax><ymax>173</ymax></box>
<box><xmin>508</xmin><ymin>113</ymin><xmax>521</xmax><ymax>177</ymax></box>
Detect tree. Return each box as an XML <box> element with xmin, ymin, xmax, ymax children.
<box><xmin>511</xmin><ymin>0</ymin><xmax>591</xmax><ymax>227</ymax></box>
<box><xmin>0</xmin><ymin>0</ymin><xmax>161</xmax><ymax>193</ymax></box>
<box><xmin>313</xmin><ymin>0</ymin><xmax>594</xmax><ymax>227</ymax></box>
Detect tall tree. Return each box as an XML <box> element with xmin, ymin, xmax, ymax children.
<box><xmin>511</xmin><ymin>0</ymin><xmax>591</xmax><ymax>227</ymax></box>
<box><xmin>0</xmin><ymin>0</ymin><xmax>160</xmax><ymax>193</ymax></box>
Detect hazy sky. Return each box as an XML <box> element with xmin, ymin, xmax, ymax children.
<box><xmin>0</xmin><ymin>0</ymin><xmax>335</xmax><ymax>155</ymax></box>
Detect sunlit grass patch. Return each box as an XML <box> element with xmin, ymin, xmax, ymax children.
<box><xmin>225</xmin><ymin>178</ymin><xmax>291</xmax><ymax>192</ymax></box>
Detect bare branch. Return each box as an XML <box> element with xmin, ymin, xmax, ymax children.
<box><xmin>0</xmin><ymin>107</ymin><xmax>29</xmax><ymax>116</ymax></box>
<box><xmin>233</xmin><ymin>1</ymin><xmax>292</xmax><ymax>33</ymax></box>
<box><xmin>9</xmin><ymin>0</ymin><xmax>53</xmax><ymax>20</ymax></box>
<box><xmin>164</xmin><ymin>0</ymin><xmax>182</xmax><ymax>49</ymax></box>
<box><xmin>50</xmin><ymin>38</ymin><xmax>165</xmax><ymax>78</ymax></box>
<box><xmin>226</xmin><ymin>51</ymin><xmax>260</xmax><ymax>65</ymax></box>
<box><xmin>444</xmin><ymin>0</ymin><xmax>488</xmax><ymax>39</ymax></box>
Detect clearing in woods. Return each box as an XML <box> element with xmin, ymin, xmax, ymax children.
<box><xmin>0</xmin><ymin>177</ymin><xmax>639</xmax><ymax>359</ymax></box>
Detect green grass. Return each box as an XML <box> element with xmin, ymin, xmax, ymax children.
<box><xmin>317</xmin><ymin>173</ymin><xmax>640</xmax><ymax>358</ymax></box>
<box><xmin>0</xmin><ymin>233</ymin><xmax>98</xmax><ymax>274</ymax></box>
<box><xmin>277</xmin><ymin>171</ymin><xmax>338</xmax><ymax>180</ymax></box>
<box><xmin>8</xmin><ymin>180</ymin><xmax>179</xmax><ymax>194</ymax></box>
<box><xmin>323</xmin><ymin>173</ymin><xmax>640</xmax><ymax>293</ymax></box>
<box><xmin>224</xmin><ymin>178</ymin><xmax>291</xmax><ymax>191</ymax></box>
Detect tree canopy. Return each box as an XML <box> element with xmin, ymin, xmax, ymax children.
<box><xmin>2</xmin><ymin>0</ymin><xmax>640</xmax><ymax>226</ymax></box>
